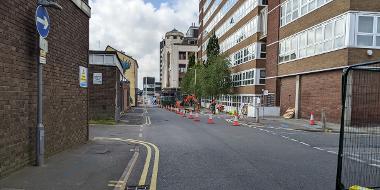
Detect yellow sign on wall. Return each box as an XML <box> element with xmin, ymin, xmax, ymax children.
<box><xmin>79</xmin><ymin>66</ymin><xmax>88</xmax><ymax>88</ymax></box>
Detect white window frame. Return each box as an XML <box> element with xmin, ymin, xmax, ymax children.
<box><xmin>355</xmin><ymin>13</ymin><xmax>380</xmax><ymax>48</ymax></box>
<box><xmin>279</xmin><ymin>13</ymin><xmax>348</xmax><ymax>64</ymax></box>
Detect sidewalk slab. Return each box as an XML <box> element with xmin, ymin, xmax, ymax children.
<box><xmin>0</xmin><ymin>127</ymin><xmax>136</xmax><ymax>190</ymax></box>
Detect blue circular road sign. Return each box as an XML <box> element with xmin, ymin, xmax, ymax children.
<box><xmin>35</xmin><ymin>5</ymin><xmax>50</xmax><ymax>38</ymax></box>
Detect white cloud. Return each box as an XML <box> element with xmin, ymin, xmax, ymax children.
<box><xmin>89</xmin><ymin>0</ymin><xmax>198</xmax><ymax>89</ymax></box>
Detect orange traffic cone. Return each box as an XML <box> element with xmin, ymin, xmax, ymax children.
<box><xmin>188</xmin><ymin>111</ymin><xmax>194</xmax><ymax>119</ymax></box>
<box><xmin>232</xmin><ymin>115</ymin><xmax>240</xmax><ymax>126</ymax></box>
<box><xmin>310</xmin><ymin>112</ymin><xmax>315</xmax><ymax>125</ymax></box>
<box><xmin>194</xmin><ymin>112</ymin><xmax>200</xmax><ymax>122</ymax></box>
<box><xmin>207</xmin><ymin>114</ymin><xmax>214</xmax><ymax>124</ymax></box>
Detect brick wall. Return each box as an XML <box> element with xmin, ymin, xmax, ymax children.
<box><xmin>88</xmin><ymin>65</ymin><xmax>117</xmax><ymax>120</ymax></box>
<box><xmin>279</xmin><ymin>77</ymin><xmax>296</xmax><ymax>115</ymax></box>
<box><xmin>300</xmin><ymin>71</ymin><xmax>342</xmax><ymax>123</ymax></box>
<box><xmin>0</xmin><ymin>0</ymin><xmax>89</xmax><ymax>178</ymax></box>
<box><xmin>266</xmin><ymin>0</ymin><xmax>281</xmax><ymax>105</ymax></box>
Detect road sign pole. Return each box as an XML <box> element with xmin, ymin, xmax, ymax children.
<box><xmin>36</xmin><ymin>44</ymin><xmax>44</xmax><ymax>166</ymax></box>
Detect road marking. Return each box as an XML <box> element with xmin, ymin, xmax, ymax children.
<box><xmin>94</xmin><ymin>137</ymin><xmax>160</xmax><ymax>190</ymax></box>
<box><xmin>313</xmin><ymin>147</ymin><xmax>325</xmax><ymax>151</ymax></box>
<box><xmin>281</xmin><ymin>135</ymin><xmax>289</xmax><ymax>139</ymax></box>
<box><xmin>139</xmin><ymin>133</ymin><xmax>142</xmax><ymax>137</ymax></box>
<box><xmin>369</xmin><ymin>164</ymin><xmax>380</xmax><ymax>168</ymax></box>
<box><xmin>299</xmin><ymin>142</ymin><xmax>310</xmax><ymax>146</ymax></box>
<box><xmin>290</xmin><ymin>138</ymin><xmax>298</xmax><ymax>142</ymax></box>
<box><xmin>327</xmin><ymin>150</ymin><xmax>338</xmax><ymax>155</ymax></box>
<box><xmin>140</xmin><ymin>128</ymin><xmax>143</xmax><ymax>132</ymax></box>
<box><xmin>112</xmin><ymin>146</ymin><xmax>139</xmax><ymax>190</ymax></box>
<box><xmin>348</xmin><ymin>156</ymin><xmax>366</xmax><ymax>163</ymax></box>
<box><xmin>137</xmin><ymin>142</ymin><xmax>152</xmax><ymax>186</ymax></box>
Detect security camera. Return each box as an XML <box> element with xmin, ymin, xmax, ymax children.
<box><xmin>38</xmin><ymin>0</ymin><xmax>63</xmax><ymax>10</ymax></box>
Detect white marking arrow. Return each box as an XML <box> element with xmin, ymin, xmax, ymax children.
<box><xmin>37</xmin><ymin>16</ymin><xmax>49</xmax><ymax>30</ymax></box>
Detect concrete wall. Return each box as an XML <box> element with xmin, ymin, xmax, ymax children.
<box><xmin>0</xmin><ymin>0</ymin><xmax>89</xmax><ymax>177</ymax></box>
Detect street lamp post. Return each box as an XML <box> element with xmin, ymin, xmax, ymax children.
<box><xmin>35</xmin><ymin>0</ymin><xmax>62</xmax><ymax>166</ymax></box>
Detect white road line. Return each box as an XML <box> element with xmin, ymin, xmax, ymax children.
<box><xmin>262</xmin><ymin>129</ymin><xmax>270</xmax><ymax>133</ymax></box>
<box><xmin>369</xmin><ymin>164</ymin><xmax>380</xmax><ymax>168</ymax></box>
<box><xmin>268</xmin><ymin>126</ymin><xmax>274</xmax><ymax>129</ymax></box>
<box><xmin>348</xmin><ymin>156</ymin><xmax>366</xmax><ymax>163</ymax></box>
<box><xmin>313</xmin><ymin>147</ymin><xmax>325</xmax><ymax>151</ymax></box>
<box><xmin>290</xmin><ymin>138</ymin><xmax>298</xmax><ymax>142</ymax></box>
<box><xmin>327</xmin><ymin>150</ymin><xmax>338</xmax><ymax>155</ymax></box>
<box><xmin>370</xmin><ymin>158</ymin><xmax>380</xmax><ymax>163</ymax></box>
<box><xmin>139</xmin><ymin>133</ymin><xmax>142</xmax><ymax>137</ymax></box>
<box><xmin>281</xmin><ymin>135</ymin><xmax>289</xmax><ymax>139</ymax></box>
<box><xmin>299</xmin><ymin>142</ymin><xmax>310</xmax><ymax>146</ymax></box>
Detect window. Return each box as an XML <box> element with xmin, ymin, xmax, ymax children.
<box><xmin>324</xmin><ymin>22</ymin><xmax>333</xmax><ymax>51</ymax></box>
<box><xmin>279</xmin><ymin>14</ymin><xmax>347</xmax><ymax>63</ymax></box>
<box><xmin>280</xmin><ymin>0</ymin><xmax>334</xmax><ymax>27</ymax></box>
<box><xmin>179</xmin><ymin>52</ymin><xmax>186</xmax><ymax>60</ymax></box>
<box><xmin>259</xmin><ymin>70</ymin><xmax>266</xmax><ymax>84</ymax></box>
<box><xmin>356</xmin><ymin>15</ymin><xmax>380</xmax><ymax>47</ymax></box>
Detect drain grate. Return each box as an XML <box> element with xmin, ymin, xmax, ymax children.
<box><xmin>126</xmin><ymin>185</ymin><xmax>149</xmax><ymax>190</ymax></box>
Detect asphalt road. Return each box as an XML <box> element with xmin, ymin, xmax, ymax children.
<box><xmin>137</xmin><ymin>107</ymin><xmax>340</xmax><ymax>190</ymax></box>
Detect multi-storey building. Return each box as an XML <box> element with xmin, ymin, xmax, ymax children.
<box><xmin>198</xmin><ymin>0</ymin><xmax>269</xmax><ymax>111</ymax></box>
<box><xmin>266</xmin><ymin>0</ymin><xmax>380</xmax><ymax>123</ymax></box>
<box><xmin>161</xmin><ymin>26</ymin><xmax>199</xmax><ymax>90</ymax></box>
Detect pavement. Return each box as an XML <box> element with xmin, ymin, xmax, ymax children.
<box><xmin>0</xmin><ymin>107</ymin><xmax>152</xmax><ymax>190</ymax></box>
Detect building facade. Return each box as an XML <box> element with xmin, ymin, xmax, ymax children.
<box><xmin>88</xmin><ymin>51</ymin><xmax>128</xmax><ymax>121</ymax></box>
<box><xmin>266</xmin><ymin>0</ymin><xmax>380</xmax><ymax>123</ymax></box>
<box><xmin>143</xmin><ymin>77</ymin><xmax>155</xmax><ymax>97</ymax></box>
<box><xmin>198</xmin><ymin>0</ymin><xmax>269</xmax><ymax>112</ymax></box>
<box><xmin>161</xmin><ymin>26</ymin><xmax>199</xmax><ymax>90</ymax></box>
<box><xmin>106</xmin><ymin>46</ymin><xmax>139</xmax><ymax>107</ymax></box>
<box><xmin>0</xmin><ymin>0</ymin><xmax>91</xmax><ymax>177</ymax></box>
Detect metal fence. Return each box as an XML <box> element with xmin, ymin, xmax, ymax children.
<box><xmin>336</xmin><ymin>60</ymin><xmax>380</xmax><ymax>190</ymax></box>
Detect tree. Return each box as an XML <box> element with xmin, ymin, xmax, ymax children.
<box><xmin>206</xmin><ymin>33</ymin><xmax>220</xmax><ymax>62</ymax></box>
<box><xmin>188</xmin><ymin>53</ymin><xmax>196</xmax><ymax>68</ymax></box>
<box><xmin>199</xmin><ymin>55</ymin><xmax>231</xmax><ymax>98</ymax></box>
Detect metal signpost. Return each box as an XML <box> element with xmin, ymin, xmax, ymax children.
<box><xmin>35</xmin><ymin>5</ymin><xmax>50</xmax><ymax>166</ymax></box>
<box><xmin>35</xmin><ymin>0</ymin><xmax>62</xmax><ymax>166</ymax></box>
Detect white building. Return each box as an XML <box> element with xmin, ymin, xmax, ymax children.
<box><xmin>161</xmin><ymin>27</ymin><xmax>199</xmax><ymax>89</ymax></box>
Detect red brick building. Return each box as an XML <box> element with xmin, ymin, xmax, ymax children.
<box><xmin>266</xmin><ymin>0</ymin><xmax>380</xmax><ymax>123</ymax></box>
<box><xmin>0</xmin><ymin>0</ymin><xmax>91</xmax><ymax>177</ymax></box>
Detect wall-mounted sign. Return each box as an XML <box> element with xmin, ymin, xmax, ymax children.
<box><xmin>93</xmin><ymin>73</ymin><xmax>102</xmax><ymax>85</ymax></box>
<box><xmin>79</xmin><ymin>66</ymin><xmax>88</xmax><ymax>88</ymax></box>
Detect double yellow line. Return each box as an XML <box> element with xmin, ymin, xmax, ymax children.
<box><xmin>94</xmin><ymin>137</ymin><xmax>159</xmax><ymax>190</ymax></box>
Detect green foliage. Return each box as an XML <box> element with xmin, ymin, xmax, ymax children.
<box><xmin>198</xmin><ymin>55</ymin><xmax>231</xmax><ymax>98</ymax></box>
<box><xmin>188</xmin><ymin>53</ymin><xmax>196</xmax><ymax>68</ymax></box>
<box><xmin>180</xmin><ymin>56</ymin><xmax>231</xmax><ymax>98</ymax></box>
<box><xmin>206</xmin><ymin>33</ymin><xmax>220</xmax><ymax>62</ymax></box>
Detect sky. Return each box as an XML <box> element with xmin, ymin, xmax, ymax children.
<box><xmin>89</xmin><ymin>0</ymin><xmax>199</xmax><ymax>89</ymax></box>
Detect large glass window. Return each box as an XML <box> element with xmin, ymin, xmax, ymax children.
<box><xmin>279</xmin><ymin>14</ymin><xmax>347</xmax><ymax>63</ymax></box>
<box><xmin>280</xmin><ymin>0</ymin><xmax>334</xmax><ymax>27</ymax></box>
<box><xmin>356</xmin><ymin>15</ymin><xmax>380</xmax><ymax>47</ymax></box>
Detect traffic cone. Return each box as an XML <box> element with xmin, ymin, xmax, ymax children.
<box><xmin>232</xmin><ymin>115</ymin><xmax>240</xmax><ymax>126</ymax></box>
<box><xmin>194</xmin><ymin>112</ymin><xmax>200</xmax><ymax>122</ymax></box>
<box><xmin>310</xmin><ymin>112</ymin><xmax>315</xmax><ymax>125</ymax></box>
<box><xmin>207</xmin><ymin>114</ymin><xmax>214</xmax><ymax>124</ymax></box>
<box><xmin>188</xmin><ymin>111</ymin><xmax>194</xmax><ymax>119</ymax></box>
